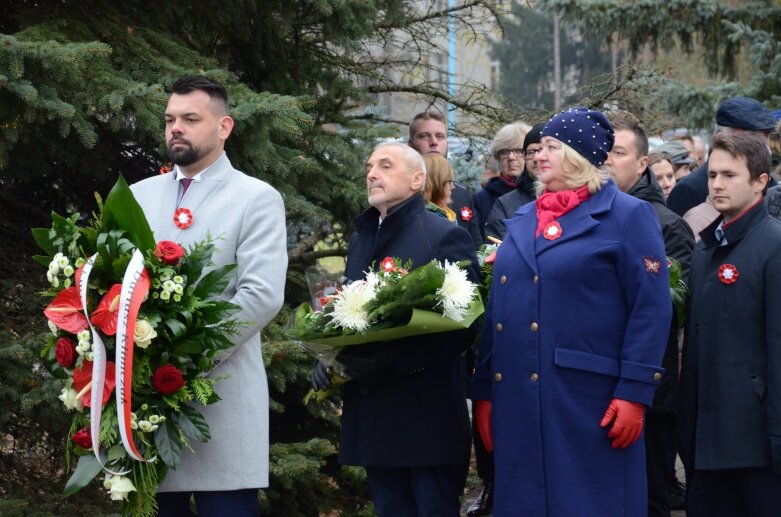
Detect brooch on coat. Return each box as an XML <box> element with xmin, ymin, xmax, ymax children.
<box><xmin>718</xmin><ymin>263</ymin><xmax>739</xmax><ymax>285</ymax></box>
<box><xmin>173</xmin><ymin>208</ymin><xmax>193</xmax><ymax>229</ymax></box>
<box><xmin>643</xmin><ymin>256</ymin><xmax>662</xmax><ymax>274</ymax></box>
<box><xmin>543</xmin><ymin>221</ymin><xmax>562</xmax><ymax>240</ymax></box>
<box><xmin>460</xmin><ymin>206</ymin><xmax>473</xmax><ymax>221</ymax></box>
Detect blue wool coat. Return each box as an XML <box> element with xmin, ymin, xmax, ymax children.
<box><xmin>471</xmin><ymin>181</ymin><xmax>671</xmax><ymax>516</ymax></box>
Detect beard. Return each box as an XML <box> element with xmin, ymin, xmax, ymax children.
<box><xmin>167</xmin><ymin>138</ymin><xmax>215</xmax><ymax>167</ymax></box>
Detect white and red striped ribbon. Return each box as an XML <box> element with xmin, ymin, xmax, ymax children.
<box><xmin>114</xmin><ymin>249</ymin><xmax>153</xmax><ymax>462</ymax></box>
<box><xmin>77</xmin><ymin>249</ymin><xmax>153</xmax><ymax>471</ymax></box>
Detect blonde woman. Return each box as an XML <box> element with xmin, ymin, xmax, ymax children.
<box><xmin>648</xmin><ymin>151</ymin><xmax>676</xmax><ymax>200</ymax></box>
<box><xmin>422</xmin><ymin>153</ymin><xmax>457</xmax><ymax>222</ymax></box>
<box><xmin>471</xmin><ymin>107</ymin><xmax>671</xmax><ymax>516</ymax></box>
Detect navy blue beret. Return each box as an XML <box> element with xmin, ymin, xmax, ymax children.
<box><xmin>715</xmin><ymin>97</ymin><xmax>775</xmax><ymax>132</ymax></box>
<box><xmin>541</xmin><ymin>107</ymin><xmax>615</xmax><ymax>167</ymax></box>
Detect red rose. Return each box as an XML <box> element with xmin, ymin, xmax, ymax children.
<box><xmin>154</xmin><ymin>240</ymin><xmax>186</xmax><ymax>265</ymax></box>
<box><xmin>152</xmin><ymin>364</ymin><xmax>185</xmax><ymax>394</ymax></box>
<box><xmin>71</xmin><ymin>427</ymin><xmax>93</xmax><ymax>449</ymax></box>
<box><xmin>55</xmin><ymin>337</ymin><xmax>77</xmax><ymax>368</ymax></box>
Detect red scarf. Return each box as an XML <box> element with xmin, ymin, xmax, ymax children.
<box><xmin>535</xmin><ymin>185</ymin><xmax>591</xmax><ymax>237</ymax></box>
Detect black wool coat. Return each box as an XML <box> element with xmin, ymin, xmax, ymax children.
<box><xmin>677</xmin><ymin>201</ymin><xmax>781</xmax><ymax>470</ymax></box>
<box><xmin>339</xmin><ymin>194</ymin><xmax>480</xmax><ymax>467</ymax></box>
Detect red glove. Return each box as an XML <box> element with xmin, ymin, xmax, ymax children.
<box><xmin>599</xmin><ymin>398</ymin><xmax>645</xmax><ymax>448</ymax></box>
<box><xmin>475</xmin><ymin>400</ymin><xmax>493</xmax><ymax>453</ymax></box>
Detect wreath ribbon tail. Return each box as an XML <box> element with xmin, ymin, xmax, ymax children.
<box><xmin>79</xmin><ymin>255</ymin><xmax>130</xmax><ymax>476</ymax></box>
<box><xmin>115</xmin><ymin>249</ymin><xmax>155</xmax><ymax>463</ymax></box>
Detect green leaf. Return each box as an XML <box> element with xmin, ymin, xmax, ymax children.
<box><xmin>154</xmin><ymin>422</ymin><xmax>182</xmax><ymax>469</ymax></box>
<box><xmin>63</xmin><ymin>453</ymin><xmax>104</xmax><ymax>497</ymax></box>
<box><xmin>101</xmin><ymin>175</ymin><xmax>156</xmax><ymax>254</ymax></box>
<box><xmin>192</xmin><ymin>264</ymin><xmax>237</xmax><ymax>299</ymax></box>
<box><xmin>199</xmin><ymin>300</ymin><xmax>240</xmax><ymax>323</ymax></box>
<box><xmin>32</xmin><ymin>254</ymin><xmax>51</xmax><ymax>266</ymax></box>
<box><xmin>177</xmin><ymin>404</ymin><xmax>211</xmax><ymax>442</ymax></box>
<box><xmin>164</xmin><ymin>318</ymin><xmax>188</xmax><ymax>339</ymax></box>
<box><xmin>31</xmin><ymin>227</ymin><xmax>57</xmax><ymax>256</ymax></box>
<box><xmin>172</xmin><ymin>338</ymin><xmax>206</xmax><ymax>355</ymax></box>
<box><xmin>107</xmin><ymin>444</ymin><xmax>126</xmax><ymax>462</ymax></box>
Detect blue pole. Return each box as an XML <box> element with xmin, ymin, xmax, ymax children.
<box><xmin>448</xmin><ymin>0</ymin><xmax>456</xmax><ymax>132</ymax></box>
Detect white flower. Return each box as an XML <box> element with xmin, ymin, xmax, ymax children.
<box><xmin>48</xmin><ymin>261</ymin><xmax>60</xmax><ymax>275</ymax></box>
<box><xmin>63</xmin><ymin>278</ymin><xmax>71</xmax><ymax>288</ymax></box>
<box><xmin>75</xmin><ymin>257</ymin><xmax>85</xmax><ymax>267</ymax></box>
<box><xmin>104</xmin><ymin>475</ymin><xmax>136</xmax><ymax>501</ymax></box>
<box><xmin>57</xmin><ymin>256</ymin><xmax>70</xmax><ymax>269</ymax></box>
<box><xmin>364</xmin><ymin>271</ymin><xmax>383</xmax><ymax>290</ymax></box>
<box><xmin>160</xmin><ymin>291</ymin><xmax>171</xmax><ymax>301</ymax></box>
<box><xmin>46</xmin><ymin>270</ymin><xmax>55</xmax><ymax>283</ymax></box>
<box><xmin>76</xmin><ymin>341</ymin><xmax>90</xmax><ymax>355</ymax></box>
<box><xmin>53</xmin><ymin>252</ymin><xmax>64</xmax><ymax>262</ymax></box>
<box><xmin>48</xmin><ymin>320</ymin><xmax>58</xmax><ymax>336</ymax></box>
<box><xmin>435</xmin><ymin>261</ymin><xmax>477</xmax><ymax>322</ymax></box>
<box><xmin>50</xmin><ymin>276</ymin><xmax>59</xmax><ymax>288</ymax></box>
<box><xmin>149</xmin><ymin>415</ymin><xmax>160</xmax><ymax>424</ymax></box>
<box><xmin>63</xmin><ymin>265</ymin><xmax>75</xmax><ymax>277</ymax></box>
<box><xmin>173</xmin><ymin>294</ymin><xmax>182</xmax><ymax>302</ymax></box>
<box><xmin>77</xmin><ymin>330</ymin><xmax>91</xmax><ymax>342</ymax></box>
<box><xmin>162</xmin><ymin>280</ymin><xmax>176</xmax><ymax>292</ymax></box>
<box><xmin>58</xmin><ymin>387</ymin><xmax>83</xmax><ymax>411</ymax></box>
<box><xmin>134</xmin><ymin>319</ymin><xmax>157</xmax><ymax>349</ymax></box>
<box><xmin>85</xmin><ymin>352</ymin><xmax>94</xmax><ymax>361</ymax></box>
<box><xmin>328</xmin><ymin>280</ymin><xmax>377</xmax><ymax>332</ymax></box>
<box><xmin>130</xmin><ymin>412</ymin><xmax>138</xmax><ymax>421</ymax></box>
<box><xmin>130</xmin><ymin>420</ymin><xmax>138</xmax><ymax>430</ymax></box>
<box><xmin>173</xmin><ymin>275</ymin><xmax>184</xmax><ymax>284</ymax></box>
<box><xmin>138</xmin><ymin>420</ymin><xmax>154</xmax><ymax>433</ymax></box>
<box><xmin>173</xmin><ymin>284</ymin><xmax>184</xmax><ymax>295</ymax></box>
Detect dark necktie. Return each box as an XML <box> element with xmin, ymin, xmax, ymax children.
<box><xmin>181</xmin><ymin>178</ymin><xmax>193</xmax><ymax>192</ymax></box>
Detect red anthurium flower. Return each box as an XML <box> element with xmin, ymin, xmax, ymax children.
<box><xmin>381</xmin><ymin>257</ymin><xmax>396</xmax><ymax>272</ymax></box>
<box><xmin>73</xmin><ymin>360</ymin><xmax>116</xmax><ymax>407</ymax></box>
<box><xmin>485</xmin><ymin>251</ymin><xmax>497</xmax><ymax>265</ymax></box>
<box><xmin>90</xmin><ymin>284</ymin><xmax>122</xmax><ymax>336</ymax></box>
<box><xmin>44</xmin><ymin>287</ymin><xmax>89</xmax><ymax>333</ymax></box>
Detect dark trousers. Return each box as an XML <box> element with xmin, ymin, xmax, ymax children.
<box><xmin>366</xmin><ymin>465</ymin><xmax>465</xmax><ymax>517</ymax></box>
<box><xmin>645</xmin><ymin>410</ymin><xmax>675</xmax><ymax>517</ymax></box>
<box><xmin>687</xmin><ymin>467</ymin><xmax>781</xmax><ymax>517</ymax></box>
<box><xmin>156</xmin><ymin>488</ymin><xmax>260</xmax><ymax>517</ymax></box>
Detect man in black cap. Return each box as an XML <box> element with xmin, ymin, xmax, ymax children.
<box><xmin>667</xmin><ymin>97</ymin><xmax>777</xmax><ymax>217</ymax></box>
<box><xmin>484</xmin><ymin>123</ymin><xmax>544</xmax><ymax>241</ymax></box>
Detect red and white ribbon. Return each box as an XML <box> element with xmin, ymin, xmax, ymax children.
<box><xmin>115</xmin><ymin>249</ymin><xmax>153</xmax><ymax>462</ymax></box>
<box><xmin>78</xmin><ymin>254</ymin><xmax>128</xmax><ymax>475</ymax></box>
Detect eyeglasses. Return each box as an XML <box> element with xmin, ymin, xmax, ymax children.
<box><xmin>497</xmin><ymin>148</ymin><xmax>523</xmax><ymax>158</ymax></box>
<box><xmin>524</xmin><ymin>148</ymin><xmax>542</xmax><ymax>158</ymax></box>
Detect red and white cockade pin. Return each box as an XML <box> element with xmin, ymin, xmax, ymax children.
<box><xmin>173</xmin><ymin>208</ymin><xmax>193</xmax><ymax>229</ymax></box>
<box><xmin>543</xmin><ymin>221</ymin><xmax>562</xmax><ymax>240</ymax></box>
<box><xmin>460</xmin><ymin>206</ymin><xmax>473</xmax><ymax>221</ymax></box>
<box><xmin>718</xmin><ymin>263</ymin><xmax>739</xmax><ymax>285</ymax></box>
<box><xmin>381</xmin><ymin>257</ymin><xmax>396</xmax><ymax>272</ymax></box>
<box><xmin>644</xmin><ymin>257</ymin><xmax>662</xmax><ymax>275</ymax></box>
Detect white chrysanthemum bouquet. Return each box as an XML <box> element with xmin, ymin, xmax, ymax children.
<box><xmin>290</xmin><ymin>256</ymin><xmax>481</xmax><ymax>341</ymax></box>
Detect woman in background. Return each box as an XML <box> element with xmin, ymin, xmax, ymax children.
<box><xmin>423</xmin><ymin>153</ymin><xmax>457</xmax><ymax>222</ymax></box>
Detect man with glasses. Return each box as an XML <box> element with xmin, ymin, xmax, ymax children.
<box><xmin>484</xmin><ymin>123</ymin><xmax>544</xmax><ymax>242</ymax></box>
<box><xmin>473</xmin><ymin>122</ymin><xmax>530</xmax><ymax>240</ymax></box>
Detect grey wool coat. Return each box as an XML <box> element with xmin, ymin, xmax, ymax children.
<box><xmin>131</xmin><ymin>152</ymin><xmax>287</xmax><ymax>491</ymax></box>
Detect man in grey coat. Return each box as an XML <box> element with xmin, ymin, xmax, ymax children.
<box><xmin>131</xmin><ymin>76</ymin><xmax>287</xmax><ymax>516</ymax></box>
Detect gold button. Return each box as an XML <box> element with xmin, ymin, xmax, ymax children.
<box><xmin>653</xmin><ymin>372</ymin><xmax>662</xmax><ymax>381</ymax></box>
<box><xmin>496</xmin><ymin>323</ymin><xmax>503</xmax><ymax>332</ymax></box>
<box><xmin>530</xmin><ymin>372</ymin><xmax>538</xmax><ymax>382</ymax></box>
<box><xmin>530</xmin><ymin>322</ymin><xmax>539</xmax><ymax>331</ymax></box>
<box><xmin>500</xmin><ymin>275</ymin><xmax>507</xmax><ymax>284</ymax></box>
<box><xmin>533</xmin><ymin>275</ymin><xmax>539</xmax><ymax>283</ymax></box>
<box><xmin>494</xmin><ymin>372</ymin><xmax>502</xmax><ymax>382</ymax></box>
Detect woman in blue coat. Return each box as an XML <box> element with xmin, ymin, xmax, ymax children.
<box><xmin>471</xmin><ymin>107</ymin><xmax>672</xmax><ymax>516</ymax></box>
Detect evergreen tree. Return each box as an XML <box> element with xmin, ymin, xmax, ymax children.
<box><xmin>1</xmin><ymin>1</ymin><xmax>509</xmax><ymax>514</ymax></box>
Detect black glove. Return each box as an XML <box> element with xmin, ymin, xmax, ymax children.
<box><xmin>770</xmin><ymin>435</ymin><xmax>781</xmax><ymax>473</ymax></box>
<box><xmin>336</xmin><ymin>342</ymin><xmax>394</xmax><ymax>381</ymax></box>
<box><xmin>311</xmin><ymin>361</ymin><xmax>331</xmax><ymax>391</ymax></box>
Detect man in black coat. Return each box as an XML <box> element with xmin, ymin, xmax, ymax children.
<box><xmin>677</xmin><ymin>133</ymin><xmax>781</xmax><ymax>516</ymax></box>
<box><xmin>605</xmin><ymin>113</ymin><xmax>694</xmax><ymax>517</ymax></box>
<box><xmin>408</xmin><ymin>111</ymin><xmax>482</xmax><ymax>246</ymax></box>
<box><xmin>667</xmin><ymin>96</ymin><xmax>777</xmax><ymax>217</ymax></box>
<box><xmin>321</xmin><ymin>142</ymin><xmax>479</xmax><ymax>516</ymax></box>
